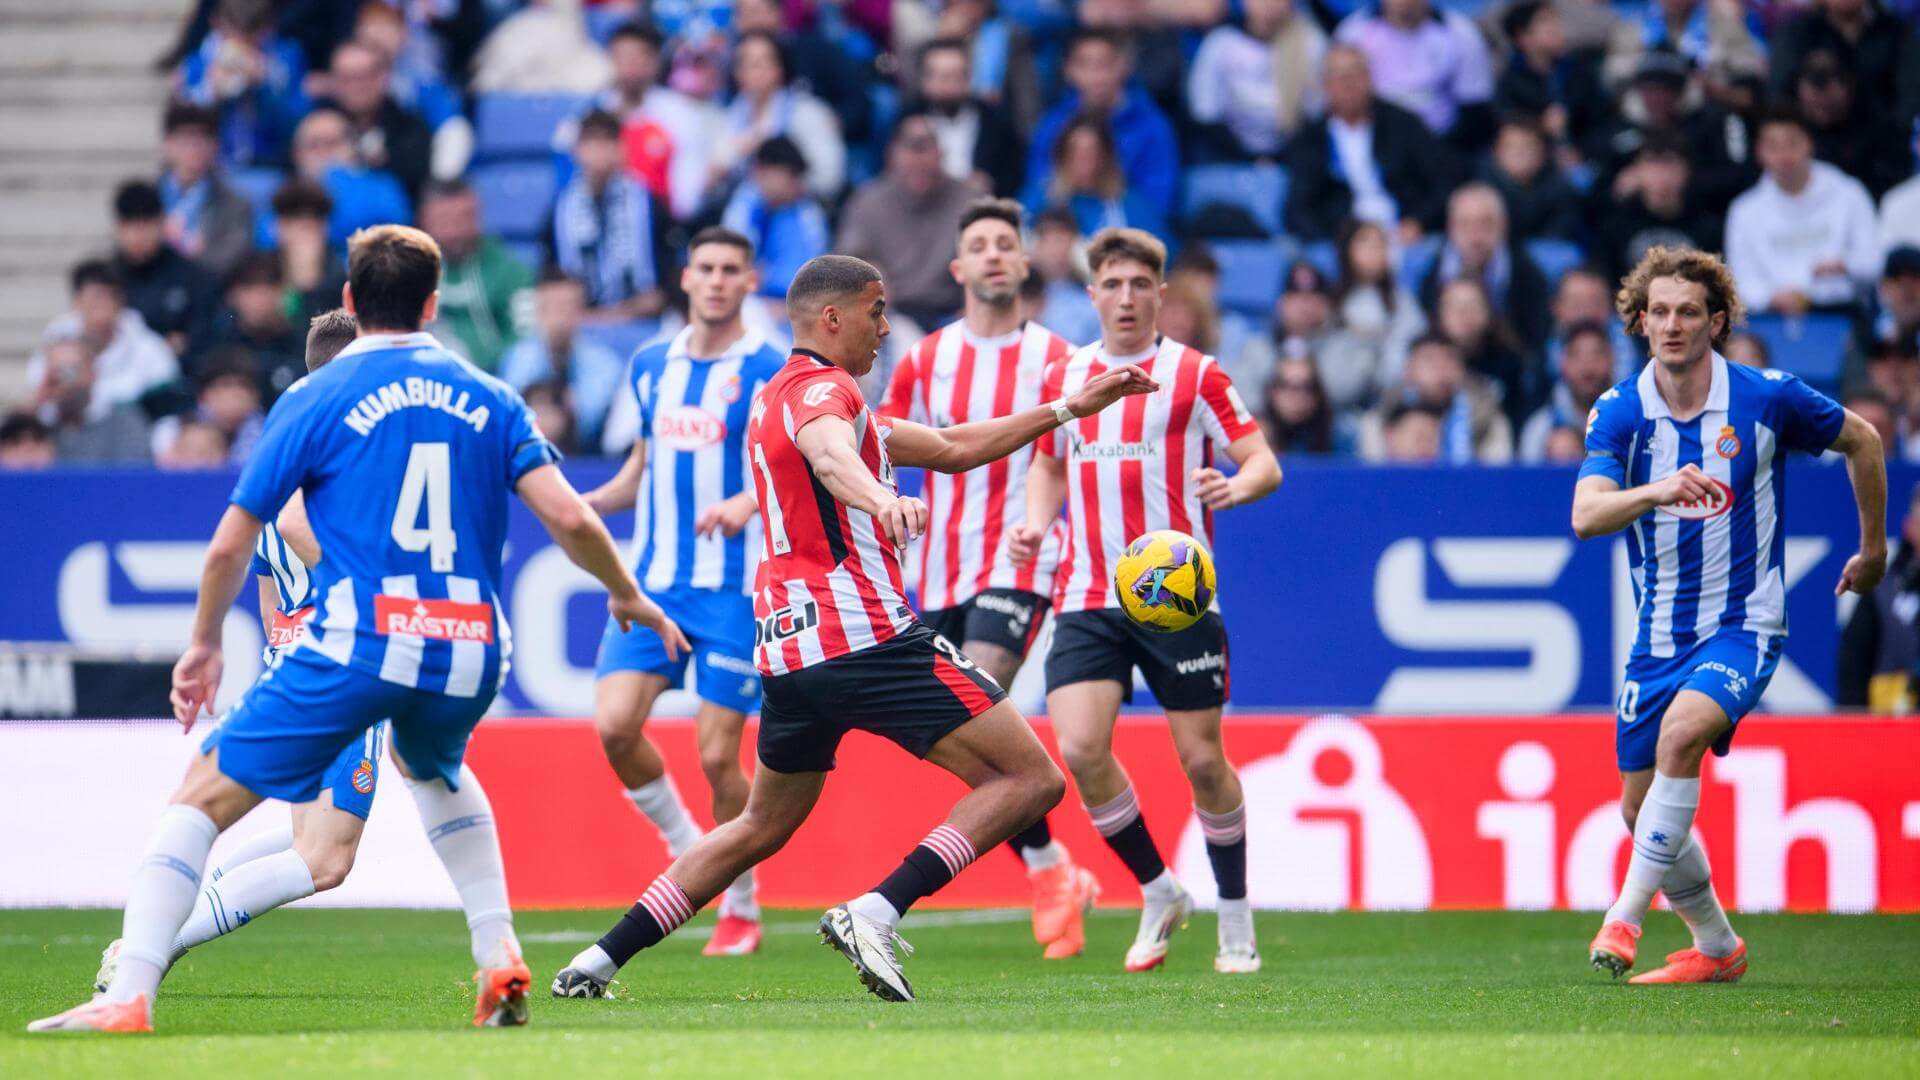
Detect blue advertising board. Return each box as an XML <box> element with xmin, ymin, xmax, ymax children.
<box><xmin>0</xmin><ymin>459</ymin><xmax>1904</xmax><ymax>714</ymax></box>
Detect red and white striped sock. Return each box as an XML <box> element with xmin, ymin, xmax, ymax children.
<box><xmin>591</xmin><ymin>874</ymin><xmax>697</xmax><ymax>972</ymax></box>
<box><xmin>859</xmin><ymin>824</ymin><xmax>978</xmax><ymax>929</ymax></box>
<box><xmin>1086</xmin><ymin>785</ymin><xmax>1167</xmax><ymax>885</ymax></box>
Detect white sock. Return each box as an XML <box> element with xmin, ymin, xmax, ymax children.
<box><xmin>847</xmin><ymin>891</ymin><xmax>901</xmax><ymax>932</ymax></box>
<box><xmin>1140</xmin><ymin>869</ymin><xmax>1183</xmax><ymax>903</ymax></box>
<box><xmin>626</xmin><ymin>774</ymin><xmax>702</xmax><ymax>856</ymax></box>
<box><xmin>207</xmin><ymin>825</ymin><xmax>295</xmax><ymax>882</ymax></box>
<box><xmin>408</xmin><ymin>766</ymin><xmax>519</xmax><ymax>969</ymax></box>
<box><xmin>1021</xmin><ymin>840</ymin><xmax>1067</xmax><ymax>873</ymax></box>
<box><xmin>1606</xmin><ymin>773</ymin><xmax>1700</xmax><ymax>928</ymax></box>
<box><xmin>108</xmin><ymin>804</ymin><xmax>218</xmax><ymax>1004</ymax></box>
<box><xmin>1663</xmin><ymin>839</ymin><xmax>1739</xmax><ymax>958</ymax></box>
<box><xmin>722</xmin><ymin>870</ymin><xmax>760</xmax><ymax>922</ymax></box>
<box><xmin>1217</xmin><ymin>896</ymin><xmax>1252</xmax><ymax>923</ymax></box>
<box><xmin>568</xmin><ymin>943</ymin><xmax>618</xmax><ymax>982</ymax></box>
<box><xmin>172</xmin><ymin>848</ymin><xmax>315</xmax><ymax>956</ymax></box>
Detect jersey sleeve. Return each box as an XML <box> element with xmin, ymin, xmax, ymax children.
<box><xmin>878</xmin><ymin>347</ymin><xmax>923</xmax><ymax>422</ymax></box>
<box><xmin>1196</xmin><ymin>357</ymin><xmax>1260</xmax><ymax>446</ymax></box>
<box><xmin>632</xmin><ymin>357</ymin><xmax>655</xmax><ymax>439</ymax></box>
<box><xmin>230</xmin><ymin>384</ymin><xmax>322</xmax><ymax>521</ymax></box>
<box><xmin>1775</xmin><ymin>373</ymin><xmax>1846</xmax><ymax>455</ymax></box>
<box><xmin>785</xmin><ymin>366</ymin><xmax>864</xmax><ymax>433</ymax></box>
<box><xmin>1035</xmin><ymin>357</ymin><xmax>1070</xmax><ymax>458</ymax></box>
<box><xmin>1577</xmin><ymin>387</ymin><xmax>1634</xmax><ymax>485</ymax></box>
<box><xmin>248</xmin><ymin>551</ymin><xmax>272</xmax><ymax>578</ymax></box>
<box><xmin>505</xmin><ymin>389</ymin><xmax>564</xmax><ymax>483</ymax></box>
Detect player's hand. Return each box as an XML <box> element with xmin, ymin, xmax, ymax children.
<box><xmin>1007</xmin><ymin>522</ymin><xmax>1044</xmax><ymax>564</ymax></box>
<box><xmin>1836</xmin><ymin>549</ymin><xmax>1888</xmax><ymax>597</ymax></box>
<box><xmin>1065</xmin><ymin>364</ymin><xmax>1158</xmax><ymax>417</ymax></box>
<box><xmin>611</xmin><ymin>588</ymin><xmax>692</xmax><ymax>661</ymax></box>
<box><xmin>1191</xmin><ymin>467</ymin><xmax>1238</xmax><ymax>510</ymax></box>
<box><xmin>877</xmin><ymin>496</ymin><xmax>928</xmax><ymax>547</ymax></box>
<box><xmin>170</xmin><ymin>643</ymin><xmax>224</xmax><ymax>732</ymax></box>
<box><xmin>695</xmin><ymin>493</ymin><xmax>757</xmax><ymax>538</ymax></box>
<box><xmin>1650</xmin><ymin>463</ymin><xmax>1718</xmax><ymax>508</ymax></box>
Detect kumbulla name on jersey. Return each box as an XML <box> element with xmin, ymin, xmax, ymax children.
<box><xmin>343</xmin><ymin>377</ymin><xmax>493</xmax><ymax>437</ymax></box>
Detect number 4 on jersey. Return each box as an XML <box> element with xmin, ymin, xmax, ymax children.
<box><xmin>392</xmin><ymin>442</ymin><xmax>457</xmax><ymax>572</ymax></box>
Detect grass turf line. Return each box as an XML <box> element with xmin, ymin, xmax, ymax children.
<box><xmin>2</xmin><ymin>908</ymin><xmax>1916</xmax><ymax>1078</ymax></box>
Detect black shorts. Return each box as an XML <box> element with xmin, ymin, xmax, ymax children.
<box><xmin>757</xmin><ymin>621</ymin><xmax>1007</xmax><ymax>774</ymax></box>
<box><xmin>919</xmin><ymin>588</ymin><xmax>1050</xmax><ymax>659</ymax></box>
<box><xmin>1043</xmin><ymin>608</ymin><xmax>1229</xmax><ymax>710</ymax></box>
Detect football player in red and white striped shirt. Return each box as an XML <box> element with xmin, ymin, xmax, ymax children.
<box><xmin>570</xmin><ymin>255</ymin><xmax>1156</xmax><ymax>1003</ymax></box>
<box><xmin>878</xmin><ymin>198</ymin><xmax>1098</xmax><ymax>959</ymax></box>
<box><xmin>1012</xmin><ymin>228</ymin><xmax>1282</xmax><ymax>976</ymax></box>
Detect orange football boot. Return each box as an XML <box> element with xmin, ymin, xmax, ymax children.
<box><xmin>27</xmin><ymin>995</ymin><xmax>152</xmax><ymax>1033</ymax></box>
<box><xmin>1630</xmin><ymin>939</ymin><xmax>1747</xmax><ymax>984</ymax></box>
<box><xmin>704</xmin><ymin>913</ymin><xmax>763</xmax><ymax>956</ymax></box>
<box><xmin>1589</xmin><ymin>920</ymin><xmax>1641</xmax><ymax>977</ymax></box>
<box><xmin>1040</xmin><ymin>867</ymin><xmax>1102</xmax><ymax>959</ymax></box>
<box><xmin>474</xmin><ymin>945</ymin><xmax>532</xmax><ymax>1027</ymax></box>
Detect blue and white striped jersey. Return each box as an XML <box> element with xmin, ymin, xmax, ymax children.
<box><xmin>1580</xmin><ymin>352</ymin><xmax>1845</xmax><ymax>660</ymax></box>
<box><xmin>628</xmin><ymin>327</ymin><xmax>785</xmax><ymax>595</ymax></box>
<box><xmin>251</xmin><ymin>521</ymin><xmax>312</xmax><ymax>614</ymax></box>
<box><xmin>230</xmin><ymin>331</ymin><xmax>560</xmax><ymax>698</ymax></box>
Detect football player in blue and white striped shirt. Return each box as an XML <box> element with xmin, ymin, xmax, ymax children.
<box><xmin>1573</xmin><ymin>247</ymin><xmax>1886</xmax><ymax>985</ymax></box>
<box><xmin>569</xmin><ymin>227</ymin><xmax>786</xmax><ymax>972</ymax></box>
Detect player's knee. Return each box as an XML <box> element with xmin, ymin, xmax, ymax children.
<box><xmin>1056</xmin><ymin>731</ymin><xmax>1113</xmax><ymax>780</ymax></box>
<box><xmin>1654</xmin><ymin>720</ymin><xmax>1715</xmax><ymax>771</ymax></box>
<box><xmin>301</xmin><ymin>845</ymin><xmax>356</xmax><ymax>891</ymax></box>
<box><xmin>1178</xmin><ymin>745</ymin><xmax>1231</xmax><ymax>798</ymax></box>
<box><xmin>1619</xmin><ymin>799</ymin><xmax>1640</xmax><ymax>831</ymax></box>
<box><xmin>1024</xmin><ymin>759</ymin><xmax>1068</xmax><ymax>819</ymax></box>
<box><xmin>596</xmin><ymin>716</ymin><xmax>646</xmax><ymax>761</ymax></box>
<box><xmin>699</xmin><ymin>746</ymin><xmax>743</xmax><ymax>789</ymax></box>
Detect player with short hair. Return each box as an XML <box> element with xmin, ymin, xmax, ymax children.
<box><xmin>576</xmin><ymin>227</ymin><xmax>786</xmax><ymax>957</ymax></box>
<box><xmin>31</xmin><ymin>225</ymin><xmax>687</xmax><ymax>1033</ymax></box>
<box><xmin>1576</xmin><ymin>246</ymin><xmax>1885</xmax><ymax>983</ymax></box>
<box><xmin>878</xmin><ymin>197</ymin><xmax>1097</xmax><ymax>959</ymax></box>
<box><xmin>1011</xmin><ymin>227</ymin><xmax>1282</xmax><ymax>975</ymax></box>
<box><xmin>552</xmin><ymin>255</ymin><xmax>1155</xmax><ymax>1003</ymax></box>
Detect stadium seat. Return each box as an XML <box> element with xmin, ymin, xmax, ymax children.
<box><xmin>473</xmin><ymin>93</ymin><xmax>589</xmax><ymax>161</ymax></box>
<box><xmin>1744</xmin><ymin>313</ymin><xmax>1852</xmax><ymax>392</ymax></box>
<box><xmin>1299</xmin><ymin>240</ymin><xmax>1339</xmax><ymax>282</ymax></box>
<box><xmin>469</xmin><ymin>161</ymin><xmax>558</xmax><ymax>241</ymax></box>
<box><xmin>228</xmin><ymin>166</ymin><xmax>286</xmax><ymax>219</ymax></box>
<box><xmin>1182</xmin><ymin>163</ymin><xmax>1287</xmax><ymax>237</ymax></box>
<box><xmin>1210</xmin><ymin>239</ymin><xmax>1295</xmax><ymax>317</ymax></box>
<box><xmin>1526</xmin><ymin>238</ymin><xmax>1586</xmax><ymax>285</ymax></box>
<box><xmin>503</xmin><ymin>238</ymin><xmax>545</xmax><ymax>274</ymax></box>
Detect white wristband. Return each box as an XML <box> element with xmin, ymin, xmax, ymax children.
<box><xmin>1050</xmin><ymin>398</ymin><xmax>1076</xmax><ymax>425</ymax></box>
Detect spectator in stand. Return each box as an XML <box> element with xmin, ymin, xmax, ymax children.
<box><xmin>930</xmin><ymin>0</ymin><xmax>1044</xmax><ymax>136</ymax></box>
<box><xmin>553</xmin><ymin>21</ymin><xmax>718</xmax><ymax>222</ymax></box>
<box><xmin>1027</xmin><ymin>29</ymin><xmax>1179</xmax><ymax>217</ymax></box>
<box><xmin>1548</xmin><ymin>266</ymin><xmax>1637</xmax><ymax>380</ymax></box>
<box><xmin>1334</xmin><ymin>0</ymin><xmax>1494</xmax><ymax>150</ymax></box>
<box><xmin>28</xmin><ymin>261</ymin><xmax>177</xmax><ymax>424</ymax></box>
<box><xmin>267</xmin><ymin>179</ymin><xmax>348</xmax><ymax>329</ymax></box>
<box><xmin>1620</xmin><ymin>0</ymin><xmax>1764</xmax><ymax>82</ymax></box>
<box><xmin>1377</xmin><ymin>400</ymin><xmax>1445</xmax><ymax>462</ymax></box>
<box><xmin>314</xmin><ymin>39</ymin><xmax>434</xmax><ymax>202</ymax></box>
<box><xmin>29</xmin><ymin>337</ymin><xmax>153</xmax><ymax>465</ymax></box>
<box><xmin>419</xmin><ymin>179</ymin><xmax>532</xmax><ymax>374</ymax></box>
<box><xmin>712</xmin><ymin>31</ymin><xmax>846</xmax><ymax>200</ymax></box>
<box><xmin>1362</xmin><ymin>333</ymin><xmax>1513</xmax><ymax>463</ymax></box>
<box><xmin>1494</xmin><ymin>1</ymin><xmax>1610</xmax><ymax>161</ymax></box>
<box><xmin>1273</xmin><ymin>260</ymin><xmax>1334</xmax><ymax>383</ymax></box>
<box><xmin>1843</xmin><ymin>388</ymin><xmax>1903</xmax><ymax>463</ymax></box>
<box><xmin>1769</xmin><ymin>0</ymin><xmax>1920</xmax><ymax>137</ymax></box>
<box><xmin>1868</xmin><ymin>248</ymin><xmax>1920</xmax><ymax>355</ymax></box>
<box><xmin>1792</xmin><ymin>49</ymin><xmax>1911</xmax><ymax>201</ymax></box>
<box><xmin>289</xmin><ymin>107</ymin><xmax>412</xmax><ymax>246</ymax></box>
<box><xmin>500</xmin><ymin>268</ymin><xmax>626</xmax><ymax>452</ymax></box>
<box><xmin>156</xmin><ymin>419</ymin><xmax>232</xmax><ymax>470</ymax></box>
<box><xmin>733</xmin><ymin>0</ymin><xmax>876</xmax><ymax>150</ymax></box>
<box><xmin>112</xmin><ymin>180</ymin><xmax>218</xmax><ymax>358</ymax></box>
<box><xmin>1542</xmin><ymin>424</ymin><xmax>1587</xmax><ymax>463</ymax></box>
<box><xmin>174</xmin><ymin>0</ymin><xmax>311</xmax><ymax>169</ymax></box>
<box><xmin>1519</xmin><ymin>319</ymin><xmax>1615</xmax><ymax>461</ymax></box>
<box><xmin>195</xmin><ymin>252</ymin><xmax>307</xmax><ymax>400</ymax></box>
<box><xmin>1481</xmin><ymin>116</ymin><xmax>1581</xmax><ymax>243</ymax></box>
<box><xmin>349</xmin><ymin>2</ymin><xmax>472</xmax><ymax>184</ymax></box>
<box><xmin>1419</xmin><ymin>182</ymin><xmax>1553</xmax><ymax>350</ymax></box>
<box><xmin>1723</xmin><ymin>329</ymin><xmax>1770</xmax><ymax>368</ymax></box>
<box><xmin>469</xmin><ymin>0</ymin><xmax>611</xmax><ymax>94</ymax></box>
<box><xmin>722</xmin><ymin>136</ymin><xmax>832</xmax><ymax>301</ymax></box>
<box><xmin>1261</xmin><ymin>355</ymin><xmax>1354</xmax><ymax>456</ymax></box>
<box><xmin>836</xmin><ymin>116</ymin><xmax>973</xmax><ymax>329</ymax></box>
<box><xmin>1725</xmin><ymin>105</ymin><xmax>1880</xmax><ymax>315</ymax></box>
<box><xmin>519</xmin><ymin>379</ymin><xmax>580</xmax><ymax>456</ymax></box>
<box><xmin>1186</xmin><ymin>0</ymin><xmax>1327</xmax><ymax>161</ymax></box>
<box><xmin>1595</xmin><ymin>133</ymin><xmax>1722</xmax><ymax>283</ymax></box>
<box><xmin>158</xmin><ymin>102</ymin><xmax>256</xmax><ymax>279</ymax></box>
<box><xmin>152</xmin><ymin>347</ymin><xmax>266</xmax><ymax>466</ymax></box>
<box><xmin>1029</xmin><ymin>206</ymin><xmax>1100</xmax><ymax>344</ymax></box>
<box><xmin>1861</xmin><ymin>336</ymin><xmax>1920</xmax><ymax>450</ymax></box>
<box><xmin>1883</xmin><ymin>129</ymin><xmax>1920</xmax><ymax>255</ymax></box>
<box><xmin>1320</xmin><ymin>219</ymin><xmax>1427</xmax><ymax>412</ymax></box>
<box><xmin>1285</xmin><ymin>45</ymin><xmax>1455</xmax><ymax>244</ymax></box>
<box><xmin>903</xmin><ymin>37</ymin><xmax>1023</xmax><ymax>197</ymax></box>
<box><xmin>548</xmin><ymin>110</ymin><xmax>674</xmax><ymax>324</ymax></box>
<box><xmin>1837</xmin><ymin>482</ymin><xmax>1920</xmax><ymax>712</ymax></box>
<box><xmin>1023</xmin><ymin>115</ymin><xmax>1170</xmax><ymax>241</ymax></box>
<box><xmin>1590</xmin><ymin>51</ymin><xmax>1759</xmax><ymax>218</ymax></box>
<box><xmin>1437</xmin><ymin>276</ymin><xmax>1537</xmax><ymax>429</ymax></box>
<box><xmin>0</xmin><ymin>411</ymin><xmax>57</xmax><ymax>470</ymax></box>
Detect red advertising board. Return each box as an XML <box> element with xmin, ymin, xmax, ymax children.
<box><xmin>466</xmin><ymin>714</ymin><xmax>1920</xmax><ymax>913</ymax></box>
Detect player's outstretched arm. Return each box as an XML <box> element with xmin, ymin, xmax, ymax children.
<box><xmin>582</xmin><ymin>437</ymin><xmax>647</xmax><ymax>518</ymax></box>
<box><xmin>1570</xmin><ymin>467</ymin><xmax>1719</xmax><ymax>539</ymax></box>
<box><xmin>171</xmin><ymin>505</ymin><xmax>266</xmax><ymax>729</ymax></box>
<box><xmin>1191</xmin><ymin>433</ymin><xmax>1283</xmax><ymax>510</ymax></box>
<box><xmin>1009</xmin><ymin>452</ymin><xmax>1068</xmax><ymax>565</ymax></box>
<box><xmin>795</xmin><ymin>414</ymin><xmax>927</xmax><ymax>546</ymax></box>
<box><xmin>887</xmin><ymin>364</ymin><xmax>1159</xmax><ymax>474</ymax></box>
<box><xmin>1830</xmin><ymin>408</ymin><xmax>1888</xmax><ymax>596</ymax></box>
<box><xmin>517</xmin><ymin>464</ymin><xmax>690</xmax><ymax>658</ymax></box>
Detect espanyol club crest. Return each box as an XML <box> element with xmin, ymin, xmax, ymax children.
<box><xmin>719</xmin><ymin>374</ymin><xmax>742</xmax><ymax>404</ymax></box>
<box><xmin>351</xmin><ymin>759</ymin><xmax>376</xmax><ymax>794</ymax></box>
<box><xmin>1716</xmin><ymin>425</ymin><xmax>1742</xmax><ymax>459</ymax></box>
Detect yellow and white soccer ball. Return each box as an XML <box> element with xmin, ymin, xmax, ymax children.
<box><xmin>1113</xmin><ymin>529</ymin><xmax>1216</xmax><ymax>633</ymax></box>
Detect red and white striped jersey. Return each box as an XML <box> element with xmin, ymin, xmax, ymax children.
<box><xmin>880</xmin><ymin>321</ymin><xmax>1075</xmax><ymax>610</ymax></box>
<box><xmin>1039</xmin><ymin>336</ymin><xmax>1260</xmax><ymax>615</ymax></box>
<box><xmin>748</xmin><ymin>350</ymin><xmax>917</xmax><ymax>675</ymax></box>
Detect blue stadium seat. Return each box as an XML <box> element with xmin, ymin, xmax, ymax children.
<box><xmin>1744</xmin><ymin>313</ymin><xmax>1852</xmax><ymax>392</ymax></box>
<box><xmin>228</xmin><ymin>166</ymin><xmax>286</xmax><ymax>219</ymax></box>
<box><xmin>469</xmin><ymin>160</ymin><xmax>558</xmax><ymax>241</ymax></box>
<box><xmin>1299</xmin><ymin>240</ymin><xmax>1339</xmax><ymax>282</ymax></box>
<box><xmin>503</xmin><ymin>239</ymin><xmax>545</xmax><ymax>274</ymax></box>
<box><xmin>473</xmin><ymin>93</ymin><xmax>589</xmax><ymax>160</ymax></box>
<box><xmin>1526</xmin><ymin>238</ymin><xmax>1586</xmax><ymax>285</ymax></box>
<box><xmin>1211</xmin><ymin>239</ymin><xmax>1295</xmax><ymax>317</ymax></box>
<box><xmin>1182</xmin><ymin>163</ymin><xmax>1287</xmax><ymax>237</ymax></box>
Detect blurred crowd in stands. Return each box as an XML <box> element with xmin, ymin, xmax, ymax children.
<box><xmin>3</xmin><ymin>0</ymin><xmax>1918</xmax><ymax>473</ymax></box>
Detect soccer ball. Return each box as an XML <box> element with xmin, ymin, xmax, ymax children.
<box><xmin>1114</xmin><ymin>529</ymin><xmax>1216</xmax><ymax>633</ymax></box>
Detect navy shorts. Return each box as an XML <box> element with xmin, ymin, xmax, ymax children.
<box><xmin>1616</xmin><ymin>630</ymin><xmax>1783</xmax><ymax>772</ymax></box>
<box><xmin>1043</xmin><ymin>608</ymin><xmax>1229</xmax><ymax>710</ymax></box>
<box><xmin>919</xmin><ymin>588</ymin><xmax>1049</xmax><ymax>659</ymax></box>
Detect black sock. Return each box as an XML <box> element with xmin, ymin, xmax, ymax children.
<box><xmin>1100</xmin><ymin>815</ymin><xmax>1167</xmax><ymax>885</ymax></box>
<box><xmin>1206</xmin><ymin>839</ymin><xmax>1247</xmax><ymax>901</ymax></box>
<box><xmin>874</xmin><ymin>824</ymin><xmax>976</xmax><ymax>916</ymax></box>
<box><xmin>596</xmin><ymin>876</ymin><xmax>692</xmax><ymax>966</ymax></box>
<box><xmin>1006</xmin><ymin>816</ymin><xmax>1053</xmax><ymax>861</ymax></box>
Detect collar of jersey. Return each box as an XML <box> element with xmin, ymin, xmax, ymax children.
<box><xmin>957</xmin><ymin>322</ymin><xmax>1025</xmax><ymax>351</ymax></box>
<box><xmin>669</xmin><ymin>325</ymin><xmax>765</xmax><ymax>362</ymax></box>
<box><xmin>1097</xmin><ymin>337</ymin><xmax>1162</xmax><ymax>369</ymax></box>
<box><xmin>1637</xmin><ymin>350</ymin><xmax>1729</xmax><ymax>420</ymax></box>
<box><xmin>791</xmin><ymin>348</ymin><xmax>835</xmax><ymax>368</ymax></box>
<box><xmin>333</xmin><ymin>331</ymin><xmax>444</xmax><ymax>362</ymax></box>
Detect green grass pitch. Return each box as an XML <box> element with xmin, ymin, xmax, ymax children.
<box><xmin>3</xmin><ymin>908</ymin><xmax>1917</xmax><ymax>1077</ymax></box>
